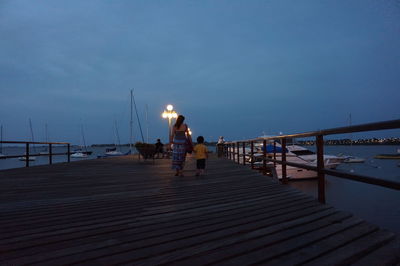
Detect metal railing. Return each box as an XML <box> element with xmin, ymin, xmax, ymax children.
<box><xmin>223</xmin><ymin>119</ymin><xmax>400</xmax><ymax>203</ymax></box>
<box><xmin>0</xmin><ymin>141</ymin><xmax>71</xmax><ymax>167</ymax></box>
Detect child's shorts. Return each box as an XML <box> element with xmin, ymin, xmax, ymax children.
<box><xmin>196</xmin><ymin>159</ymin><xmax>206</xmax><ymax>169</ymax></box>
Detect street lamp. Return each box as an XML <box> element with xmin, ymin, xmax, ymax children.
<box><xmin>161</xmin><ymin>104</ymin><xmax>178</xmax><ymax>142</ymax></box>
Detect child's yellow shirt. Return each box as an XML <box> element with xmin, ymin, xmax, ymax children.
<box><xmin>193</xmin><ymin>144</ymin><xmax>208</xmax><ymax>159</ymax></box>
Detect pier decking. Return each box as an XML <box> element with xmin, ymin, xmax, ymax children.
<box><xmin>0</xmin><ymin>155</ymin><xmax>399</xmax><ymax>265</ymax></box>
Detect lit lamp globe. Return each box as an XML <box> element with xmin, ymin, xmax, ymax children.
<box><xmin>167</xmin><ymin>104</ymin><xmax>173</xmax><ymax>111</ymax></box>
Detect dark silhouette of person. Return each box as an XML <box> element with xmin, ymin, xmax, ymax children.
<box><xmin>155</xmin><ymin>139</ymin><xmax>164</xmax><ymax>158</ymax></box>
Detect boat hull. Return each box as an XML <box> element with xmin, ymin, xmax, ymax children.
<box><xmin>374</xmin><ymin>154</ymin><xmax>400</xmax><ymax>159</ymax></box>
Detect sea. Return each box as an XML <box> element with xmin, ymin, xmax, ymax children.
<box><xmin>0</xmin><ymin>144</ymin><xmax>399</xmax><ymax>233</ymax></box>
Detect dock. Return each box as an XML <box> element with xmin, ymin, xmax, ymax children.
<box><xmin>0</xmin><ymin>155</ymin><xmax>399</xmax><ymax>265</ymax></box>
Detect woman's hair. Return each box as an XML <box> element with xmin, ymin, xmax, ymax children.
<box><xmin>174</xmin><ymin>115</ymin><xmax>185</xmax><ymax>128</ymax></box>
<box><xmin>197</xmin><ymin>136</ymin><xmax>204</xmax><ymax>143</ymax></box>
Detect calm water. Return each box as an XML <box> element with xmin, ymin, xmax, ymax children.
<box><xmin>1</xmin><ymin>145</ymin><xmax>399</xmax><ymax>233</ymax></box>
<box><xmin>288</xmin><ymin>145</ymin><xmax>400</xmax><ymax>234</ymax></box>
<box><xmin>0</xmin><ymin>146</ymin><xmax>132</xmax><ymax>170</ymax></box>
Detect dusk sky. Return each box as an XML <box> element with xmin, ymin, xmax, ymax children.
<box><xmin>1</xmin><ymin>0</ymin><xmax>399</xmax><ymax>145</ymax></box>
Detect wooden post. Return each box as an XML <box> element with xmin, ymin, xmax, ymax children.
<box><xmin>317</xmin><ymin>135</ymin><xmax>326</xmax><ymax>203</ymax></box>
<box><xmin>26</xmin><ymin>142</ymin><xmax>30</xmax><ymax>167</ymax></box>
<box><xmin>237</xmin><ymin>142</ymin><xmax>240</xmax><ymax>164</ymax></box>
<box><xmin>263</xmin><ymin>140</ymin><xmax>267</xmax><ymax>175</ymax></box>
<box><xmin>49</xmin><ymin>143</ymin><xmax>52</xmax><ymax>165</ymax></box>
<box><xmin>242</xmin><ymin>142</ymin><xmax>246</xmax><ymax>165</ymax></box>
<box><xmin>232</xmin><ymin>143</ymin><xmax>235</xmax><ymax>161</ymax></box>
<box><xmin>273</xmin><ymin>141</ymin><xmax>277</xmax><ymax>167</ymax></box>
<box><xmin>250</xmin><ymin>141</ymin><xmax>254</xmax><ymax>169</ymax></box>
<box><xmin>281</xmin><ymin>138</ymin><xmax>288</xmax><ymax>184</ymax></box>
<box><xmin>67</xmin><ymin>144</ymin><xmax>70</xmax><ymax>163</ymax></box>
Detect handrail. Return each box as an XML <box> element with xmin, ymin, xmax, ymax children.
<box><xmin>225</xmin><ymin>119</ymin><xmax>400</xmax><ymax>143</ymax></box>
<box><xmin>1</xmin><ymin>141</ymin><xmax>69</xmax><ymax>145</ymax></box>
<box><xmin>223</xmin><ymin>119</ymin><xmax>400</xmax><ymax>203</ymax></box>
<box><xmin>0</xmin><ymin>141</ymin><xmax>71</xmax><ymax>167</ymax></box>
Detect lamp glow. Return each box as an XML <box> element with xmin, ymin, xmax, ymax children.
<box><xmin>161</xmin><ymin>104</ymin><xmax>178</xmax><ymax>144</ymax></box>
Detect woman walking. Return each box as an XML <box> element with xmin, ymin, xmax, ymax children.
<box><xmin>170</xmin><ymin>115</ymin><xmax>192</xmax><ymax>176</ymax></box>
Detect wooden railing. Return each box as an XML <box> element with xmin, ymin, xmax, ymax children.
<box><xmin>223</xmin><ymin>119</ymin><xmax>400</xmax><ymax>203</ymax></box>
<box><xmin>0</xmin><ymin>141</ymin><xmax>71</xmax><ymax>167</ymax></box>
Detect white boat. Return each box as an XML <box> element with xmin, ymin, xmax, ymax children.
<box><xmin>244</xmin><ymin>142</ymin><xmax>341</xmax><ymax>180</ymax></box>
<box><xmin>71</xmin><ymin>152</ymin><xmax>88</xmax><ymax>158</ymax></box>
<box><xmin>101</xmin><ymin>120</ymin><xmax>124</xmax><ymax>157</ymax></box>
<box><xmin>286</xmin><ymin>144</ymin><xmax>346</xmax><ymax>165</ymax></box>
<box><xmin>105</xmin><ymin>150</ymin><xmax>124</xmax><ymax>156</ymax></box>
<box><xmin>342</xmin><ymin>156</ymin><xmax>366</xmax><ymax>163</ymax></box>
<box><xmin>18</xmin><ymin>156</ymin><xmax>36</xmax><ymax>161</ymax></box>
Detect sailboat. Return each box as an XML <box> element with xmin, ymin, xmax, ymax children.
<box><xmin>19</xmin><ymin>119</ymin><xmax>37</xmax><ymax>161</ymax></box>
<box><xmin>71</xmin><ymin>124</ymin><xmax>92</xmax><ymax>157</ymax></box>
<box><xmin>39</xmin><ymin>123</ymin><xmax>49</xmax><ymax>155</ymax></box>
<box><xmin>99</xmin><ymin>90</ymin><xmax>138</xmax><ymax>158</ymax></box>
<box><xmin>0</xmin><ymin>125</ymin><xmax>6</xmax><ymax>159</ymax></box>
<box><xmin>103</xmin><ymin>120</ymin><xmax>124</xmax><ymax>156</ymax></box>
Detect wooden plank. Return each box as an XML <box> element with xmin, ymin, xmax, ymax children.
<box><xmin>211</xmin><ymin>216</ymin><xmax>364</xmax><ymax>266</ymax></box>
<box><xmin>266</xmin><ymin>221</ymin><xmax>379</xmax><ymax>265</ymax></box>
<box><xmin>303</xmin><ymin>230</ymin><xmax>397</xmax><ymax>266</ymax></box>
<box><xmin>0</xmin><ymin>155</ymin><xmax>398</xmax><ymax>265</ymax></box>
<box><xmin>3</xmin><ymin>198</ymin><xmax>323</xmax><ymax>264</ymax></box>
<box><xmin>351</xmin><ymin>238</ymin><xmax>400</xmax><ymax>266</ymax></box>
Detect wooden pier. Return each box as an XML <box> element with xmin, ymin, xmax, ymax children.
<box><xmin>0</xmin><ymin>155</ymin><xmax>399</xmax><ymax>265</ymax></box>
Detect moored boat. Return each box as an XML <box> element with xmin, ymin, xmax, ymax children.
<box><xmin>18</xmin><ymin>156</ymin><xmax>36</xmax><ymax>161</ymax></box>
<box><xmin>71</xmin><ymin>152</ymin><xmax>88</xmax><ymax>158</ymax></box>
<box><xmin>374</xmin><ymin>154</ymin><xmax>400</xmax><ymax>159</ymax></box>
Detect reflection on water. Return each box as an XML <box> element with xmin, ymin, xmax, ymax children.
<box><xmin>289</xmin><ymin>176</ymin><xmax>400</xmax><ymax>234</ymax></box>
<box><xmin>286</xmin><ymin>145</ymin><xmax>400</xmax><ymax>234</ymax></box>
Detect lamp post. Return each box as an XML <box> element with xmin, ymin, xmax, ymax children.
<box><xmin>162</xmin><ymin>104</ymin><xmax>178</xmax><ymax>143</ymax></box>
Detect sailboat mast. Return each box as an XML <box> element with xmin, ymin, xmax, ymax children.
<box><xmin>45</xmin><ymin>123</ymin><xmax>48</xmax><ymax>142</ymax></box>
<box><xmin>132</xmin><ymin>89</ymin><xmax>145</xmax><ymax>142</ymax></box>
<box><xmin>29</xmin><ymin>118</ymin><xmax>37</xmax><ymax>153</ymax></box>
<box><xmin>145</xmin><ymin>104</ymin><xmax>149</xmax><ymax>143</ymax></box>
<box><xmin>81</xmin><ymin>124</ymin><xmax>87</xmax><ymax>151</ymax></box>
<box><xmin>114</xmin><ymin>120</ymin><xmax>122</xmax><ymax>148</ymax></box>
<box><xmin>130</xmin><ymin>90</ymin><xmax>133</xmax><ymax>152</ymax></box>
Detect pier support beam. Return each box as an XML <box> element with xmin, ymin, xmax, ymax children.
<box><xmin>317</xmin><ymin>135</ymin><xmax>326</xmax><ymax>204</ymax></box>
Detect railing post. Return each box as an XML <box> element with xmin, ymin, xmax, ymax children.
<box><xmin>317</xmin><ymin>135</ymin><xmax>326</xmax><ymax>203</ymax></box>
<box><xmin>281</xmin><ymin>138</ymin><xmax>288</xmax><ymax>184</ymax></box>
<box><xmin>262</xmin><ymin>140</ymin><xmax>267</xmax><ymax>175</ymax></box>
<box><xmin>26</xmin><ymin>142</ymin><xmax>30</xmax><ymax>167</ymax></box>
<box><xmin>250</xmin><ymin>141</ymin><xmax>254</xmax><ymax>169</ymax></box>
<box><xmin>67</xmin><ymin>144</ymin><xmax>71</xmax><ymax>163</ymax></box>
<box><xmin>232</xmin><ymin>143</ymin><xmax>235</xmax><ymax>162</ymax></box>
<box><xmin>49</xmin><ymin>143</ymin><xmax>52</xmax><ymax>165</ymax></box>
<box><xmin>273</xmin><ymin>141</ymin><xmax>277</xmax><ymax>167</ymax></box>
<box><xmin>242</xmin><ymin>142</ymin><xmax>245</xmax><ymax>165</ymax></box>
<box><xmin>237</xmin><ymin>142</ymin><xmax>240</xmax><ymax>164</ymax></box>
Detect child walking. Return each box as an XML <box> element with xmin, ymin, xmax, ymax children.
<box><xmin>193</xmin><ymin>136</ymin><xmax>208</xmax><ymax>176</ymax></box>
